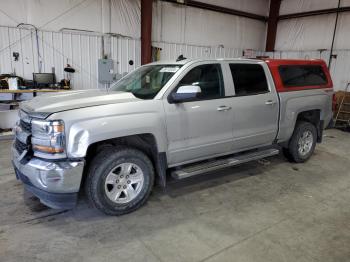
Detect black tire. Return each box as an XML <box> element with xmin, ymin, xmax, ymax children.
<box><xmin>283</xmin><ymin>121</ymin><xmax>317</xmax><ymax>163</ymax></box>
<box><xmin>282</xmin><ymin>147</ymin><xmax>294</xmax><ymax>162</ymax></box>
<box><xmin>85</xmin><ymin>146</ymin><xmax>154</xmax><ymax>215</ymax></box>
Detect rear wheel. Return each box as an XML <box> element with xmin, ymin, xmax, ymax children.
<box><xmin>283</xmin><ymin>121</ymin><xmax>317</xmax><ymax>163</ymax></box>
<box><xmin>85</xmin><ymin>146</ymin><xmax>154</xmax><ymax>215</ymax></box>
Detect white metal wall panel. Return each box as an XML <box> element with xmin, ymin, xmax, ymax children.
<box><xmin>332</xmin><ymin>12</ymin><xmax>350</xmax><ymax>50</ymax></box>
<box><xmin>276</xmin><ymin>13</ymin><xmax>350</xmax><ymax>51</ymax></box>
<box><xmin>152</xmin><ymin>41</ymin><xmax>262</xmax><ymax>61</ymax></box>
<box><xmin>110</xmin><ymin>36</ymin><xmax>141</xmax><ymax>75</ymax></box>
<box><xmin>0</xmin><ymin>0</ymin><xmax>141</xmax><ymax>38</ymax></box>
<box><xmin>327</xmin><ymin>50</ymin><xmax>350</xmax><ymax>91</ymax></box>
<box><xmin>195</xmin><ymin>0</ymin><xmax>270</xmax><ymax>16</ymax></box>
<box><xmin>111</xmin><ymin>0</ymin><xmax>141</xmax><ymax>38</ymax></box>
<box><xmin>152</xmin><ymin>1</ymin><xmax>267</xmax><ymax>50</ymax></box>
<box><xmin>279</xmin><ymin>0</ymin><xmax>350</xmax><ymax>13</ymax></box>
<box><xmin>279</xmin><ymin>0</ymin><xmax>338</xmax><ymax>15</ymax></box>
<box><xmin>276</xmin><ymin>1</ymin><xmax>350</xmax><ymax>51</ymax></box>
<box><xmin>0</xmin><ymin>0</ymin><xmax>27</xmax><ymax>27</ymax></box>
<box><xmin>275</xmin><ymin>14</ymin><xmax>336</xmax><ymax>51</ymax></box>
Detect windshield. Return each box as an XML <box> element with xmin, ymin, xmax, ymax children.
<box><xmin>110</xmin><ymin>64</ymin><xmax>181</xmax><ymax>99</ymax></box>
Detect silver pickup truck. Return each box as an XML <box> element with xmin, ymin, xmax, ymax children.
<box><xmin>12</xmin><ymin>58</ymin><xmax>334</xmax><ymax>215</ymax></box>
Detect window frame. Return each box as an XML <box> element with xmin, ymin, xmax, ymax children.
<box><xmin>278</xmin><ymin>65</ymin><xmax>329</xmax><ymax>88</ymax></box>
<box><xmin>168</xmin><ymin>62</ymin><xmax>226</xmax><ymax>103</ymax></box>
<box><xmin>228</xmin><ymin>63</ymin><xmax>270</xmax><ymax>97</ymax></box>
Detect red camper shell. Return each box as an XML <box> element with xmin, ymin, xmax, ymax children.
<box><xmin>264</xmin><ymin>59</ymin><xmax>333</xmax><ymax>93</ymax></box>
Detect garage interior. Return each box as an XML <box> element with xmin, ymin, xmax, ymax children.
<box><xmin>1</xmin><ymin>0</ymin><xmax>350</xmax><ymax>261</ymax></box>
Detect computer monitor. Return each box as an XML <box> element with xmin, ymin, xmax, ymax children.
<box><xmin>33</xmin><ymin>73</ymin><xmax>55</xmax><ymax>87</ymax></box>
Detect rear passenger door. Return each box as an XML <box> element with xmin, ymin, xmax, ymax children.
<box><xmin>227</xmin><ymin>62</ymin><xmax>279</xmax><ymax>150</ymax></box>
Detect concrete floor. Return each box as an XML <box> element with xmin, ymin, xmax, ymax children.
<box><xmin>0</xmin><ymin>129</ymin><xmax>350</xmax><ymax>262</ymax></box>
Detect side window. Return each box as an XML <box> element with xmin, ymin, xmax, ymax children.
<box><xmin>278</xmin><ymin>65</ymin><xmax>328</xmax><ymax>87</ymax></box>
<box><xmin>177</xmin><ymin>64</ymin><xmax>224</xmax><ymax>100</ymax></box>
<box><xmin>229</xmin><ymin>64</ymin><xmax>269</xmax><ymax>96</ymax></box>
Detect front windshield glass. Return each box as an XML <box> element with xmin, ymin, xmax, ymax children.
<box><xmin>110</xmin><ymin>64</ymin><xmax>181</xmax><ymax>99</ymax></box>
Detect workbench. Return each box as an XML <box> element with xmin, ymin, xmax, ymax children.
<box><xmin>0</xmin><ymin>89</ymin><xmax>68</xmax><ymax>137</ymax></box>
<box><xmin>0</xmin><ymin>88</ymin><xmax>66</xmax><ymax>95</ymax></box>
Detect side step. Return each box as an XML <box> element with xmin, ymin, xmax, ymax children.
<box><xmin>171</xmin><ymin>148</ymin><xmax>279</xmax><ymax>180</ymax></box>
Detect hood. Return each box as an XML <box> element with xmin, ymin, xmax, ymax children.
<box><xmin>21</xmin><ymin>89</ymin><xmax>140</xmax><ymax>114</ymax></box>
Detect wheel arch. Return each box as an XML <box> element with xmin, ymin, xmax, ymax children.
<box><xmin>83</xmin><ymin>134</ymin><xmax>167</xmax><ymax>188</ymax></box>
<box><xmin>295</xmin><ymin>109</ymin><xmax>323</xmax><ymax>143</ymax></box>
<box><xmin>282</xmin><ymin>109</ymin><xmax>323</xmax><ymax>148</ymax></box>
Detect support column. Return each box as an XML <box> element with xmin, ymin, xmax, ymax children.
<box><xmin>141</xmin><ymin>0</ymin><xmax>153</xmax><ymax>64</ymax></box>
<box><xmin>265</xmin><ymin>0</ymin><xmax>281</xmax><ymax>52</ymax></box>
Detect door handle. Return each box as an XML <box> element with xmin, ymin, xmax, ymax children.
<box><xmin>217</xmin><ymin>105</ymin><xmax>232</xmax><ymax>111</ymax></box>
<box><xmin>265</xmin><ymin>100</ymin><xmax>276</xmax><ymax>105</ymax></box>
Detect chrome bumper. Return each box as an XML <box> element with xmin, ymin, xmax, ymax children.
<box><xmin>12</xmin><ymin>145</ymin><xmax>84</xmax><ymax>194</ymax></box>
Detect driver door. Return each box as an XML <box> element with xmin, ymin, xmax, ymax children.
<box><xmin>163</xmin><ymin>62</ymin><xmax>235</xmax><ymax>166</ymax></box>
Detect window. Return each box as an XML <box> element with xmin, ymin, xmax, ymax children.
<box><xmin>177</xmin><ymin>64</ymin><xmax>224</xmax><ymax>100</ymax></box>
<box><xmin>110</xmin><ymin>65</ymin><xmax>181</xmax><ymax>99</ymax></box>
<box><xmin>279</xmin><ymin>65</ymin><xmax>328</xmax><ymax>87</ymax></box>
<box><xmin>229</xmin><ymin>64</ymin><xmax>269</xmax><ymax>96</ymax></box>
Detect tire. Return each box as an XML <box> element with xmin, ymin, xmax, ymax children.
<box><xmin>283</xmin><ymin>121</ymin><xmax>317</xmax><ymax>163</ymax></box>
<box><xmin>282</xmin><ymin>147</ymin><xmax>294</xmax><ymax>162</ymax></box>
<box><xmin>85</xmin><ymin>146</ymin><xmax>154</xmax><ymax>215</ymax></box>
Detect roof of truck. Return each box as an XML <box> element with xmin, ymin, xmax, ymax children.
<box><xmin>148</xmin><ymin>57</ymin><xmax>328</xmax><ymax>65</ymax></box>
<box><xmin>147</xmin><ymin>58</ymin><xmax>262</xmax><ymax>66</ymax></box>
<box><xmin>148</xmin><ymin>58</ymin><xmax>333</xmax><ymax>92</ymax></box>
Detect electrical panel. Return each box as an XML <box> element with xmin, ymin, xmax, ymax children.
<box><xmin>98</xmin><ymin>59</ymin><xmax>114</xmax><ymax>83</ymax></box>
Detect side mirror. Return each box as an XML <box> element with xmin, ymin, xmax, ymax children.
<box><xmin>168</xmin><ymin>85</ymin><xmax>201</xmax><ymax>103</ymax></box>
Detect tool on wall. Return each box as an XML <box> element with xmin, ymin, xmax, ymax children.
<box><xmin>152</xmin><ymin>46</ymin><xmax>162</xmax><ymax>62</ymax></box>
<box><xmin>12</xmin><ymin>52</ymin><xmax>19</xmax><ymax>61</ymax></box>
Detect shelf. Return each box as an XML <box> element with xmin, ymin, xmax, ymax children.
<box><xmin>0</xmin><ymin>89</ymin><xmax>68</xmax><ymax>130</ymax></box>
<box><xmin>0</xmin><ymin>89</ymin><xmax>67</xmax><ymax>93</ymax></box>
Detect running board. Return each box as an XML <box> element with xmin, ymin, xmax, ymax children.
<box><xmin>171</xmin><ymin>148</ymin><xmax>279</xmax><ymax>180</ymax></box>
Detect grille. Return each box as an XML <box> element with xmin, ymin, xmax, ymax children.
<box><xmin>20</xmin><ymin>120</ymin><xmax>31</xmax><ymax>133</ymax></box>
<box><xmin>15</xmin><ymin>139</ymin><xmax>28</xmax><ymax>154</ymax></box>
<box><xmin>15</xmin><ymin>111</ymin><xmax>32</xmax><ymax>155</ymax></box>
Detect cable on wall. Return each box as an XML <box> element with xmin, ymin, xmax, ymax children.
<box><xmin>16</xmin><ymin>23</ymin><xmax>42</xmax><ymax>73</ymax></box>
<box><xmin>328</xmin><ymin>0</ymin><xmax>341</xmax><ymax>69</ymax></box>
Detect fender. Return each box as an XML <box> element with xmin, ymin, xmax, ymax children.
<box><xmin>277</xmin><ymin>90</ymin><xmax>331</xmax><ymax>142</ymax></box>
<box><xmin>49</xmin><ymin>100</ymin><xmax>168</xmax><ymax>159</ymax></box>
<box><xmin>66</xmin><ymin>112</ymin><xmax>167</xmax><ymax>158</ymax></box>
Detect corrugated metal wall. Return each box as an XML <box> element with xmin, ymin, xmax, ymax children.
<box><xmin>110</xmin><ymin>36</ymin><xmax>141</xmax><ymax>76</ymax></box>
<box><xmin>0</xmin><ymin>26</ymin><xmax>142</xmax><ymax>90</ymax></box>
<box><xmin>0</xmin><ymin>26</ymin><xmax>103</xmax><ymax>89</ymax></box>
<box><xmin>152</xmin><ymin>41</ymin><xmax>246</xmax><ymax>60</ymax></box>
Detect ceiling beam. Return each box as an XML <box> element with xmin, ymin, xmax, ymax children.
<box><xmin>141</xmin><ymin>0</ymin><xmax>153</xmax><ymax>65</ymax></box>
<box><xmin>266</xmin><ymin>0</ymin><xmax>281</xmax><ymax>52</ymax></box>
<box><xmin>161</xmin><ymin>0</ymin><xmax>267</xmax><ymax>21</ymax></box>
<box><xmin>279</xmin><ymin>6</ymin><xmax>350</xmax><ymax>20</ymax></box>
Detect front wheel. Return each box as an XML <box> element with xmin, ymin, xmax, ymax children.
<box><xmin>283</xmin><ymin>121</ymin><xmax>317</xmax><ymax>163</ymax></box>
<box><xmin>85</xmin><ymin>146</ymin><xmax>154</xmax><ymax>215</ymax></box>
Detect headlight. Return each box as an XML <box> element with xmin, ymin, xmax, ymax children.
<box><xmin>31</xmin><ymin>119</ymin><xmax>66</xmax><ymax>158</ymax></box>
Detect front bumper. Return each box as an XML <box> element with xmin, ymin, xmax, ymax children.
<box><xmin>12</xmin><ymin>145</ymin><xmax>84</xmax><ymax>209</ymax></box>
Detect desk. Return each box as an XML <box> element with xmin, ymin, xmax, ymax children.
<box><xmin>0</xmin><ymin>89</ymin><xmax>67</xmax><ymax>96</ymax></box>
